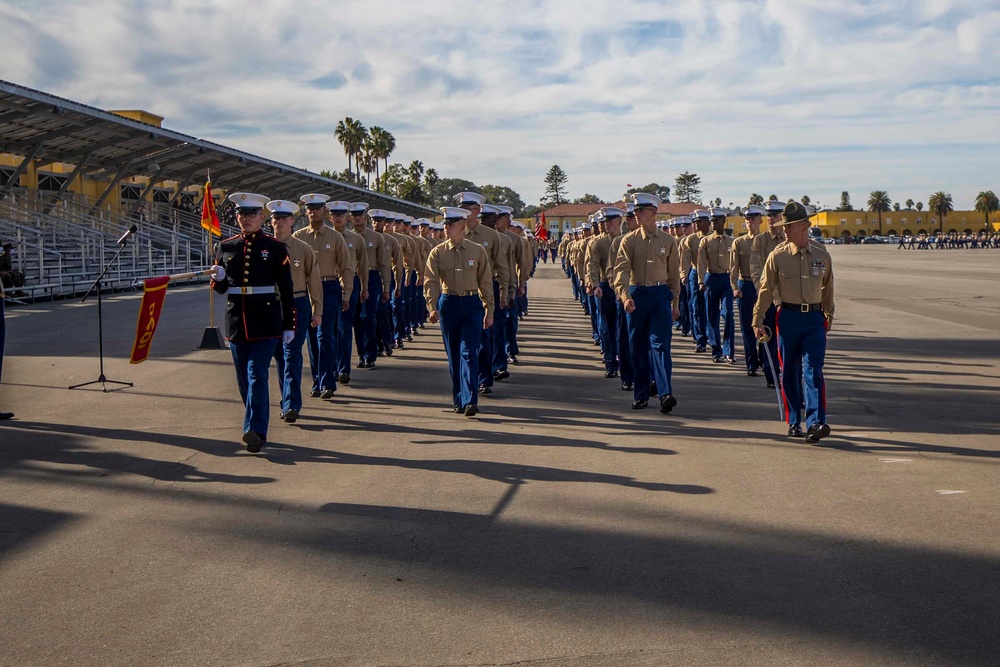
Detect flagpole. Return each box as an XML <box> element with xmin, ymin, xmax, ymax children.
<box><xmin>198</xmin><ymin>174</ymin><xmax>226</xmax><ymax>350</ymax></box>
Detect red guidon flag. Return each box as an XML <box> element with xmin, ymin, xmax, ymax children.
<box><xmin>535</xmin><ymin>211</ymin><xmax>548</xmax><ymax>240</ymax></box>
<box><xmin>129</xmin><ymin>276</ymin><xmax>171</xmax><ymax>364</ymax></box>
<box><xmin>201</xmin><ymin>180</ymin><xmax>221</xmax><ymax>236</ymax></box>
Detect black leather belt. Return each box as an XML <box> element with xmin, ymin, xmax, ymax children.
<box><xmin>782</xmin><ymin>302</ymin><xmax>822</xmax><ymax>312</ymax></box>
<box><xmin>444</xmin><ymin>290</ymin><xmax>478</xmax><ymax>296</ymax></box>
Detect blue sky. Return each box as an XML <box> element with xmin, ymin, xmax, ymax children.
<box><xmin>2</xmin><ymin>0</ymin><xmax>998</xmax><ymax>209</ymax></box>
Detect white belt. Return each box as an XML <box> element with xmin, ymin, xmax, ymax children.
<box><xmin>228</xmin><ymin>286</ymin><xmax>275</xmax><ymax>295</ymax></box>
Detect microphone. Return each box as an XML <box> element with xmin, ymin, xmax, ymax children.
<box><xmin>117</xmin><ymin>224</ymin><xmax>138</xmax><ymax>245</ymax></box>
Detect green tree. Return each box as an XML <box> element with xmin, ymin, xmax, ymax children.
<box><xmin>712</xmin><ymin>197</ymin><xmax>722</xmax><ymax>208</ymax></box>
<box><xmin>625</xmin><ymin>183</ymin><xmax>670</xmax><ymax>202</ymax></box>
<box><xmin>542</xmin><ymin>165</ymin><xmax>568</xmax><ymax>206</ymax></box>
<box><xmin>423</xmin><ymin>168</ymin><xmax>440</xmax><ymax>203</ymax></box>
<box><xmin>334</xmin><ymin>117</ymin><xmax>367</xmax><ymax>183</ymax></box>
<box><xmin>573</xmin><ymin>193</ymin><xmax>603</xmax><ymax>204</ymax></box>
<box><xmin>929</xmin><ymin>191</ymin><xmax>954</xmax><ymax>232</ymax></box>
<box><xmin>837</xmin><ymin>192</ymin><xmax>851</xmax><ymax>212</ymax></box>
<box><xmin>916</xmin><ymin>201</ymin><xmax>923</xmax><ymax>211</ymax></box>
<box><xmin>748</xmin><ymin>193</ymin><xmax>764</xmax><ymax>206</ymax></box>
<box><xmin>320</xmin><ymin>168</ymin><xmax>360</xmax><ymax>185</ymax></box>
<box><xmin>368</xmin><ymin>126</ymin><xmax>395</xmax><ymax>189</ymax></box>
<box><xmin>974</xmin><ymin>191</ymin><xmax>999</xmax><ymax>232</ymax></box>
<box><xmin>801</xmin><ymin>195</ymin><xmax>811</xmax><ymax>207</ymax></box>
<box><xmin>430</xmin><ymin>177</ymin><xmax>478</xmax><ymax>208</ymax></box>
<box><xmin>522</xmin><ymin>204</ymin><xmax>541</xmax><ymax>219</ymax></box>
<box><xmin>905</xmin><ymin>198</ymin><xmax>914</xmax><ymax>209</ymax></box>
<box><xmin>768</xmin><ymin>194</ymin><xmax>779</xmax><ymax>202</ymax></box>
<box><xmin>481</xmin><ymin>185</ymin><xmax>527</xmax><ymax>213</ymax></box>
<box><xmin>674</xmin><ymin>171</ymin><xmax>702</xmax><ymax>203</ymax></box>
<box><xmin>867</xmin><ymin>190</ymin><xmax>892</xmax><ymax>235</ymax></box>
<box><xmin>892</xmin><ymin>202</ymin><xmax>900</xmax><ymax>211</ymax></box>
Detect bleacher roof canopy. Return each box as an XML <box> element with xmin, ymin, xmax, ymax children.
<box><xmin>0</xmin><ymin>79</ymin><xmax>437</xmax><ymax>216</ymax></box>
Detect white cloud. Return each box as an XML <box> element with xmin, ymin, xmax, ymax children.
<box><xmin>1</xmin><ymin>0</ymin><xmax>998</xmax><ymax>208</ymax></box>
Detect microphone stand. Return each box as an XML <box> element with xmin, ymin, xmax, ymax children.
<box><xmin>69</xmin><ymin>234</ymin><xmax>135</xmax><ymax>392</ymax></box>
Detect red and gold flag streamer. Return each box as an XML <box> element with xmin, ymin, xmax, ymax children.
<box><xmin>200</xmin><ymin>181</ymin><xmax>221</xmax><ymax>236</ymax></box>
<box><xmin>129</xmin><ymin>276</ymin><xmax>171</xmax><ymax>364</ymax></box>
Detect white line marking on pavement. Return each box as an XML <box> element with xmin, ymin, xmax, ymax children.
<box><xmin>880</xmin><ymin>458</ymin><xmax>912</xmax><ymax>463</ymax></box>
<box><xmin>936</xmin><ymin>490</ymin><xmax>967</xmax><ymax>495</ymax></box>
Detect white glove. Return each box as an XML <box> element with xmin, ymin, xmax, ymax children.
<box><xmin>210</xmin><ymin>264</ymin><xmax>226</xmax><ymax>281</ymax></box>
<box><xmin>282</xmin><ymin>330</ymin><xmax>295</xmax><ymax>345</ymax></box>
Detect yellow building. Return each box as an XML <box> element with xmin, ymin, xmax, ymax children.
<box><xmin>811</xmin><ymin>210</ymin><xmax>1000</xmax><ymax>238</ymax></box>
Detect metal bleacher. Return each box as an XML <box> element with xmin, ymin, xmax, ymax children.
<box><xmin>0</xmin><ymin>78</ymin><xmax>438</xmax><ymax>303</ymax></box>
<box><xmin>0</xmin><ymin>189</ymin><xmax>232</xmax><ymax>301</ymax></box>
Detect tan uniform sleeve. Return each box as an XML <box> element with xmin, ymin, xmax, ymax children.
<box><xmin>613</xmin><ymin>236</ymin><xmax>633</xmax><ymax>302</ymax></box>
<box><xmin>696</xmin><ymin>238</ymin><xmax>709</xmax><ymax>286</ymax></box>
<box><xmin>305</xmin><ymin>246</ymin><xmax>323</xmax><ymax>319</ymax></box>
<box><xmin>750</xmin><ymin>234</ymin><xmax>766</xmax><ymax>289</ymax></box>
<box><xmin>668</xmin><ymin>239</ymin><xmax>681</xmax><ymax>310</ymax></box>
<box><xmin>355</xmin><ymin>235</ymin><xmax>370</xmax><ymax>280</ymax></box>
<box><xmin>375</xmin><ymin>234</ymin><xmax>391</xmax><ymax>294</ymax></box>
<box><xmin>752</xmin><ymin>252</ymin><xmax>778</xmax><ymax>328</ymax></box>
<box><xmin>822</xmin><ymin>256</ymin><xmax>835</xmax><ymax>321</ymax></box>
<box><xmin>730</xmin><ymin>239</ymin><xmax>741</xmax><ymax>291</ymax></box>
<box><xmin>477</xmin><ymin>247</ymin><xmax>495</xmax><ymax>319</ymax></box>
<box><xmin>491</xmin><ymin>234</ymin><xmax>510</xmax><ymax>302</ymax></box>
<box><xmin>392</xmin><ymin>239</ymin><xmax>405</xmax><ymax>286</ymax></box>
<box><xmin>424</xmin><ymin>247</ymin><xmax>442</xmax><ymax>313</ymax></box>
<box><xmin>336</xmin><ymin>235</ymin><xmax>355</xmax><ymax>305</ymax></box>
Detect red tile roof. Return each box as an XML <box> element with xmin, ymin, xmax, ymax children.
<box><xmin>542</xmin><ymin>201</ymin><xmax>702</xmax><ymax>217</ymax></box>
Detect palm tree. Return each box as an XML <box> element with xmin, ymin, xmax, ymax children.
<box><xmin>748</xmin><ymin>193</ymin><xmax>764</xmax><ymax>206</ymax></box>
<box><xmin>334</xmin><ymin>117</ymin><xmax>366</xmax><ymax>181</ymax></box>
<box><xmin>362</xmin><ymin>134</ymin><xmax>379</xmax><ymax>187</ymax></box>
<box><xmin>358</xmin><ymin>148</ymin><xmax>377</xmax><ymax>189</ymax></box>
<box><xmin>916</xmin><ymin>201</ymin><xmax>923</xmax><ymax>211</ymax></box>
<box><xmin>424</xmin><ymin>168</ymin><xmax>439</xmax><ymax>203</ymax></box>
<box><xmin>928</xmin><ymin>191</ymin><xmax>954</xmax><ymax>233</ymax></box>
<box><xmin>367</xmin><ymin>127</ymin><xmax>394</xmax><ymax>191</ymax></box>
<box><xmin>801</xmin><ymin>195</ymin><xmax>811</xmax><ymax>207</ymax></box>
<box><xmin>974</xmin><ymin>190</ymin><xmax>998</xmax><ymax>232</ymax></box>
<box><xmin>867</xmin><ymin>190</ymin><xmax>891</xmax><ymax>235</ymax></box>
<box><xmin>905</xmin><ymin>198</ymin><xmax>914</xmax><ymax>209</ymax></box>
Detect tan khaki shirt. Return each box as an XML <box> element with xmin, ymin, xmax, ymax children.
<box><xmin>424</xmin><ymin>238</ymin><xmax>495</xmax><ymax>318</ymax></box>
<box><xmin>752</xmin><ymin>240</ymin><xmax>835</xmax><ymax>327</ymax></box>
<box><xmin>750</xmin><ymin>229</ymin><xmax>785</xmax><ymax>289</ymax></box>
<box><xmin>414</xmin><ymin>235</ymin><xmax>433</xmax><ymax>281</ymax></box>
<box><xmin>394</xmin><ymin>232</ymin><xmax>417</xmax><ymax>273</ymax></box>
<box><xmin>612</xmin><ymin>226</ymin><xmax>681</xmax><ymax>309</ymax></box>
<box><xmin>340</xmin><ymin>227</ymin><xmax>369</xmax><ymax>284</ymax></box>
<box><xmin>697</xmin><ymin>232</ymin><xmax>734</xmax><ymax>285</ymax></box>
<box><xmin>280</xmin><ymin>235</ymin><xmax>323</xmax><ymax>318</ymax></box>
<box><xmin>381</xmin><ymin>231</ymin><xmax>405</xmax><ymax>286</ymax></box>
<box><xmin>730</xmin><ymin>233</ymin><xmax>756</xmax><ymax>290</ymax></box>
<box><xmin>292</xmin><ymin>224</ymin><xmax>354</xmax><ymax>305</ymax></box>
<box><xmin>360</xmin><ymin>226</ymin><xmax>392</xmax><ymax>294</ymax></box>
<box><xmin>680</xmin><ymin>232</ymin><xmax>703</xmax><ymax>275</ymax></box>
<box><xmin>586</xmin><ymin>233</ymin><xmax>616</xmax><ymax>286</ymax></box>
<box><xmin>466</xmin><ymin>223</ymin><xmax>510</xmax><ymax>301</ymax></box>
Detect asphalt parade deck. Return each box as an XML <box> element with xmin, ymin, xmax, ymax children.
<box><xmin>1</xmin><ymin>245</ymin><xmax>998</xmax><ymax>667</ymax></box>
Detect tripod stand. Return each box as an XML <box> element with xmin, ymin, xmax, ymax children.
<box><xmin>69</xmin><ymin>239</ymin><xmax>134</xmax><ymax>392</ymax></box>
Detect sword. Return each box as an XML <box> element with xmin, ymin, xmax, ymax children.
<box><xmin>758</xmin><ymin>326</ymin><xmax>784</xmax><ymax>421</ymax></box>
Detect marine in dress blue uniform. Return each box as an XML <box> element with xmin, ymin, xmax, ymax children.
<box><xmin>211</xmin><ymin>192</ymin><xmax>295</xmax><ymax>452</ymax></box>
<box><xmin>0</xmin><ymin>257</ymin><xmax>12</xmax><ymax>421</ymax></box>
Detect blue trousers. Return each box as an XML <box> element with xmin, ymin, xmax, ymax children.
<box><xmin>626</xmin><ymin>285</ymin><xmax>674</xmax><ymax>402</ymax></box>
<box><xmin>677</xmin><ymin>281</ymin><xmax>690</xmax><ymax>335</ymax></box>
<box><xmin>597</xmin><ymin>282</ymin><xmax>618</xmax><ymax>372</ymax></box>
<box><xmin>336</xmin><ymin>276</ymin><xmax>361</xmax><ymax>376</ymax></box>
<box><xmin>736</xmin><ymin>280</ymin><xmax>761</xmax><ymax>373</ymax></box>
<box><xmin>705</xmin><ymin>273</ymin><xmax>735</xmax><ymax>357</ymax></box>
<box><xmin>777</xmin><ymin>308</ymin><xmax>827</xmax><ymax>428</ymax></box>
<box><xmin>439</xmin><ymin>294</ymin><xmax>485</xmax><ymax>408</ymax></box>
<box><xmin>392</xmin><ymin>276</ymin><xmax>409</xmax><ymax>343</ymax></box>
<box><xmin>405</xmin><ymin>270</ymin><xmax>419</xmax><ymax>332</ymax></box>
<box><xmin>688</xmin><ymin>269</ymin><xmax>708</xmax><ymax>346</ymax></box>
<box><xmin>616</xmin><ymin>300</ymin><xmax>633</xmax><ymax>385</ymax></box>
<box><xmin>492</xmin><ymin>305</ymin><xmax>508</xmax><ymax>373</ymax></box>
<box><xmin>377</xmin><ymin>275</ymin><xmax>396</xmax><ymax>354</ymax></box>
<box><xmin>477</xmin><ymin>281</ymin><xmax>500</xmax><ymax>387</ymax></box>
<box><xmin>588</xmin><ymin>293</ymin><xmax>599</xmax><ymax>339</ymax></box>
<box><xmin>761</xmin><ymin>303</ymin><xmax>779</xmax><ymax>385</ymax></box>
<box><xmin>306</xmin><ymin>280</ymin><xmax>341</xmax><ymax>393</ymax></box>
<box><xmin>230</xmin><ymin>338</ymin><xmax>279</xmax><ymax>437</ymax></box>
<box><xmin>504</xmin><ymin>298</ymin><xmax>520</xmax><ymax>359</ymax></box>
<box><xmin>274</xmin><ymin>296</ymin><xmax>311</xmax><ymax>413</ymax></box>
<box><xmin>356</xmin><ymin>270</ymin><xmax>383</xmax><ymax>365</ymax></box>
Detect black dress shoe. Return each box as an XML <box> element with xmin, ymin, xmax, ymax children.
<box><xmin>0</xmin><ymin>412</ymin><xmax>14</xmax><ymax>421</ymax></box>
<box><xmin>508</xmin><ymin>355</ymin><xmax>519</xmax><ymax>364</ymax></box>
<box><xmin>405</xmin><ymin>334</ymin><xmax>413</xmax><ymax>342</ymax></box>
<box><xmin>621</xmin><ymin>382</ymin><xmax>633</xmax><ymax>391</ymax></box>
<box><xmin>659</xmin><ymin>394</ymin><xmax>678</xmax><ymax>414</ymax></box>
<box><xmin>320</xmin><ymin>388</ymin><xmax>336</xmax><ymax>399</ymax></box>
<box><xmin>242</xmin><ymin>430</ymin><xmax>263</xmax><ymax>453</ymax></box>
<box><xmin>365</xmin><ymin>361</ymin><xmax>376</xmax><ymax>368</ymax></box>
<box><xmin>695</xmin><ymin>345</ymin><xmax>707</xmax><ymax>353</ymax></box>
<box><xmin>592</xmin><ymin>339</ymin><xmax>600</xmax><ymax>345</ymax></box>
<box><xmin>631</xmin><ymin>399</ymin><xmax>648</xmax><ymax>409</ymax></box>
<box><xmin>712</xmin><ymin>356</ymin><xmax>722</xmax><ymax>363</ymax></box>
<box><xmin>649</xmin><ymin>382</ymin><xmax>658</xmax><ymax>397</ymax></box>
<box><xmin>747</xmin><ymin>369</ymin><xmax>758</xmax><ymax>377</ymax></box>
<box><xmin>377</xmin><ymin>350</ymin><xmax>385</xmax><ymax>357</ymax></box>
<box><xmin>604</xmin><ymin>369</ymin><xmax>618</xmax><ymax>378</ymax></box>
<box><xmin>479</xmin><ymin>385</ymin><xmax>493</xmax><ymax>395</ymax></box>
<box><xmin>495</xmin><ymin>370</ymin><xmax>510</xmax><ymax>380</ymax></box>
<box><xmin>282</xmin><ymin>409</ymin><xmax>299</xmax><ymax>423</ymax></box>
<box><xmin>357</xmin><ymin>361</ymin><xmax>367</xmax><ymax>369</ymax></box>
<box><xmin>309</xmin><ymin>389</ymin><xmax>321</xmax><ymax>398</ymax></box>
<box><xmin>339</xmin><ymin>373</ymin><xmax>351</xmax><ymax>384</ymax></box>
<box><xmin>465</xmin><ymin>404</ymin><xmax>479</xmax><ymax>417</ymax></box>
<box><xmin>806</xmin><ymin>423</ymin><xmax>832</xmax><ymax>443</ymax></box>
<box><xmin>454</xmin><ymin>406</ymin><xmax>465</xmax><ymax>414</ymax></box>
<box><xmin>384</xmin><ymin>347</ymin><xmax>393</xmax><ymax>356</ymax></box>
<box><xmin>787</xmin><ymin>424</ymin><xmax>804</xmax><ymax>438</ymax></box>
<box><xmin>726</xmin><ymin>356</ymin><xmax>738</xmax><ymax>365</ymax></box>
<box><xmin>767</xmin><ymin>381</ymin><xmax>776</xmax><ymax>389</ymax></box>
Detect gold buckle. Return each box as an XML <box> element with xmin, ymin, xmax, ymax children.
<box><xmin>800</xmin><ymin>303</ymin><xmax>809</xmax><ymax>313</ymax></box>
<box><xmin>241</xmin><ymin>287</ymin><xmax>249</xmax><ymax>294</ymax></box>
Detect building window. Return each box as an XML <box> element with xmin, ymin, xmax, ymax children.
<box><xmin>901</xmin><ymin>218</ymin><xmax>907</xmax><ymax>224</ymax></box>
<box><xmin>152</xmin><ymin>188</ymin><xmax>172</xmax><ymax>203</ymax></box>
<box><xmin>37</xmin><ymin>173</ymin><xmax>68</xmax><ymax>191</ymax></box>
<box><xmin>856</xmin><ymin>219</ymin><xmax>863</xmax><ymax>225</ymax></box>
<box><xmin>841</xmin><ymin>220</ymin><xmax>847</xmax><ymax>226</ymax></box>
<box><xmin>121</xmin><ymin>184</ymin><xmax>142</xmax><ymax>200</ymax></box>
<box><xmin>886</xmin><ymin>217</ymin><xmax>892</xmax><ymax>224</ymax></box>
<box><xmin>0</xmin><ymin>167</ymin><xmax>16</xmax><ymax>187</ymax></box>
